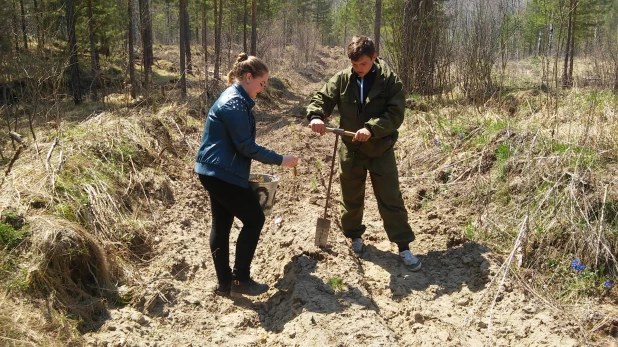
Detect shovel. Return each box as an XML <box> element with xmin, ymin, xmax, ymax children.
<box><xmin>315</xmin><ymin>127</ymin><xmax>355</xmax><ymax>247</ymax></box>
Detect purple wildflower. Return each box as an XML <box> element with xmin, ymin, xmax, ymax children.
<box><xmin>571</xmin><ymin>258</ymin><xmax>586</xmax><ymax>271</ymax></box>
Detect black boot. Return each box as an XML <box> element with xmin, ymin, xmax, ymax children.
<box><xmin>215</xmin><ymin>281</ymin><xmax>231</xmax><ymax>296</ymax></box>
<box><xmin>231</xmin><ymin>278</ymin><xmax>269</xmax><ymax>296</ymax></box>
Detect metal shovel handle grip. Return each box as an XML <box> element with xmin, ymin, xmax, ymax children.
<box><xmin>325</xmin><ymin>127</ymin><xmax>356</xmax><ymax>137</ymax></box>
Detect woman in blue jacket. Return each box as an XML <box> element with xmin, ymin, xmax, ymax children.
<box><xmin>195</xmin><ymin>53</ymin><xmax>299</xmax><ymax>296</ymax></box>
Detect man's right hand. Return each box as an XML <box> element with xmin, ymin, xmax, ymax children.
<box><xmin>309</xmin><ymin>118</ymin><xmax>326</xmax><ymax>136</ymax></box>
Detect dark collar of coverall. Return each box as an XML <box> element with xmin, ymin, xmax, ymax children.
<box><xmin>232</xmin><ymin>83</ymin><xmax>256</xmax><ymax>109</ymax></box>
<box><xmin>352</xmin><ymin>63</ymin><xmax>377</xmax><ymax>106</ymax></box>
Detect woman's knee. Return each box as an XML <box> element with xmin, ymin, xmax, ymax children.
<box><xmin>241</xmin><ymin>209</ymin><xmax>265</xmax><ymax>232</ymax></box>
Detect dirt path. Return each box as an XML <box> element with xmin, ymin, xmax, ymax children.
<box><xmin>85</xmin><ymin>48</ymin><xmax>583</xmax><ymax>346</ymax></box>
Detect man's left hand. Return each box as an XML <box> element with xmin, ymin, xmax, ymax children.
<box><xmin>353</xmin><ymin>128</ymin><xmax>372</xmax><ymax>142</ymax></box>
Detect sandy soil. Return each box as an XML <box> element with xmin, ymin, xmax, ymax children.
<box><xmin>83</xmin><ymin>47</ymin><xmax>589</xmax><ymax>347</ymax></box>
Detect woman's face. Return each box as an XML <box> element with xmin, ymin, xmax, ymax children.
<box><xmin>244</xmin><ymin>72</ymin><xmax>269</xmax><ymax>99</ymax></box>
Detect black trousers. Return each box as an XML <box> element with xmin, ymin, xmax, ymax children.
<box><xmin>199</xmin><ymin>174</ymin><xmax>265</xmax><ymax>283</ymax></box>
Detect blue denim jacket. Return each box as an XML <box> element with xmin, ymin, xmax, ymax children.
<box><xmin>195</xmin><ymin>84</ymin><xmax>283</xmax><ymax>188</ymax></box>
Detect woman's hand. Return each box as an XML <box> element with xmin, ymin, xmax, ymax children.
<box><xmin>281</xmin><ymin>155</ymin><xmax>299</xmax><ymax>168</ymax></box>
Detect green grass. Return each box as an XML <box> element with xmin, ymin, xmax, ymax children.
<box><xmin>558</xmin><ymin>262</ymin><xmax>611</xmax><ymax>299</ymax></box>
<box><xmin>310</xmin><ymin>178</ymin><xmax>318</xmax><ymax>192</ymax></box>
<box><xmin>6</xmin><ymin>268</ymin><xmax>29</xmax><ymax>292</ymax></box>
<box><xmin>551</xmin><ymin>141</ymin><xmax>570</xmax><ymax>155</ymax></box>
<box><xmin>0</xmin><ymin>253</ymin><xmax>18</xmax><ymax>280</ymax></box>
<box><xmin>0</xmin><ymin>222</ymin><xmax>28</xmax><ymax>250</ymax></box>
<box><xmin>327</xmin><ymin>277</ymin><xmax>345</xmax><ymax>292</ymax></box>
<box><xmin>495</xmin><ymin>143</ymin><xmax>511</xmax><ymax>181</ymax></box>
<box><xmin>463</xmin><ymin>221</ymin><xmax>477</xmax><ymax>241</ymax></box>
<box><xmin>475</xmin><ymin>120</ymin><xmax>508</xmax><ymax>147</ymax></box>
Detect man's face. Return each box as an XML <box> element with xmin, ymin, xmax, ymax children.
<box><xmin>351</xmin><ymin>54</ymin><xmax>377</xmax><ymax>78</ymax></box>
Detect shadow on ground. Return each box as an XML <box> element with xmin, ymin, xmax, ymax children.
<box><xmin>361</xmin><ymin>241</ymin><xmax>491</xmax><ymax>300</ymax></box>
<box><xmin>230</xmin><ymin>254</ymin><xmax>377</xmax><ymax>333</ymax></box>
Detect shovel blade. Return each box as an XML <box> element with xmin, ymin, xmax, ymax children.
<box><xmin>315</xmin><ymin>218</ymin><xmax>330</xmax><ymax>247</ymax></box>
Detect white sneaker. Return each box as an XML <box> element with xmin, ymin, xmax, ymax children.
<box><xmin>399</xmin><ymin>250</ymin><xmax>422</xmax><ymax>271</ymax></box>
<box><xmin>351</xmin><ymin>238</ymin><xmax>363</xmax><ymax>254</ymax></box>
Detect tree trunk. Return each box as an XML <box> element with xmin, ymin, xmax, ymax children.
<box><xmin>165</xmin><ymin>2</ymin><xmax>171</xmax><ymax>44</ymax></box>
<box><xmin>401</xmin><ymin>0</ymin><xmax>414</xmax><ymax>92</ymax></box>
<box><xmin>65</xmin><ymin>0</ymin><xmax>81</xmax><ymax>104</ymax></box>
<box><xmin>87</xmin><ymin>0</ymin><xmax>99</xmax><ymax>101</ymax></box>
<box><xmin>179</xmin><ymin>0</ymin><xmax>187</xmax><ymax>97</ymax></box>
<box><xmin>202</xmin><ymin>2</ymin><xmax>208</xmax><ymax>87</ymax></box>
<box><xmin>213</xmin><ymin>0</ymin><xmax>219</xmax><ymax>79</ymax></box>
<box><xmin>374</xmin><ymin>0</ymin><xmax>381</xmax><ymax>56</ymax></box>
<box><xmin>138</xmin><ymin>0</ymin><xmax>153</xmax><ymax>92</ymax></box>
<box><xmin>243</xmin><ymin>0</ymin><xmax>247</xmax><ymax>53</ymax></box>
<box><xmin>33</xmin><ymin>0</ymin><xmax>42</xmax><ymax>50</ymax></box>
<box><xmin>562</xmin><ymin>0</ymin><xmax>574</xmax><ymax>88</ymax></box>
<box><xmin>11</xmin><ymin>1</ymin><xmax>19</xmax><ymax>52</ymax></box>
<box><xmin>40</xmin><ymin>0</ymin><xmax>45</xmax><ymax>49</ymax></box>
<box><xmin>19</xmin><ymin>0</ymin><xmax>27</xmax><ymax>50</ymax></box>
<box><xmin>214</xmin><ymin>0</ymin><xmax>222</xmax><ymax>79</ymax></box>
<box><xmin>227</xmin><ymin>15</ymin><xmax>232</xmax><ymax>71</ymax></box>
<box><xmin>128</xmin><ymin>0</ymin><xmax>137</xmax><ymax>99</ymax></box>
<box><xmin>184</xmin><ymin>0</ymin><xmax>192</xmax><ymax>74</ymax></box>
<box><xmin>283</xmin><ymin>2</ymin><xmax>287</xmax><ymax>50</ymax></box>
<box><xmin>343</xmin><ymin>1</ymin><xmax>348</xmax><ymax>54</ymax></box>
<box><xmin>536</xmin><ymin>30</ymin><xmax>542</xmax><ymax>57</ymax></box>
<box><xmin>567</xmin><ymin>0</ymin><xmax>578</xmax><ymax>86</ymax></box>
<box><xmin>614</xmin><ymin>65</ymin><xmax>618</xmax><ymax>92</ymax></box>
<box><xmin>250</xmin><ymin>0</ymin><xmax>256</xmax><ymax>56</ymax></box>
<box><xmin>132</xmin><ymin>0</ymin><xmax>139</xmax><ymax>45</ymax></box>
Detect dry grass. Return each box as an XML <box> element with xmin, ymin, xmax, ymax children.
<box><xmin>0</xmin><ymin>294</ymin><xmax>79</xmax><ymax>346</ymax></box>
<box><xmin>399</xmin><ymin>82</ymin><xmax>618</xmax><ymax>309</ymax></box>
<box><xmin>0</xmin><ymin>100</ymin><xmax>202</xmax><ymax>340</ymax></box>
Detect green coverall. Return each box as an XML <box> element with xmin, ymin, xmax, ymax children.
<box><xmin>306</xmin><ymin>58</ymin><xmax>415</xmax><ymax>244</ymax></box>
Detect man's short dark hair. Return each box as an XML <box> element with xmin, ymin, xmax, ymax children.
<box><xmin>347</xmin><ymin>36</ymin><xmax>376</xmax><ymax>61</ymax></box>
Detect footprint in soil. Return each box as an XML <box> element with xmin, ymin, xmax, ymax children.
<box><xmin>223</xmin><ymin>254</ymin><xmax>374</xmax><ymax>333</ymax></box>
<box><xmin>361</xmin><ymin>241</ymin><xmax>491</xmax><ymax>299</ymax></box>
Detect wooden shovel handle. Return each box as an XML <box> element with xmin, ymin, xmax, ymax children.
<box><xmin>325</xmin><ymin>127</ymin><xmax>356</xmax><ymax>137</ymax></box>
<box><xmin>323</xmin><ymin>134</ymin><xmax>338</xmax><ymax>219</ymax></box>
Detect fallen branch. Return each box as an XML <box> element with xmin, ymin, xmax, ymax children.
<box><xmin>487</xmin><ymin>215</ymin><xmax>529</xmax><ymax>336</ymax></box>
<box><xmin>9</xmin><ymin>131</ymin><xmax>24</xmax><ymax>144</ymax></box>
<box><xmin>0</xmin><ymin>135</ymin><xmax>26</xmax><ymax>188</ymax></box>
<box><xmin>46</xmin><ymin>137</ymin><xmax>59</xmax><ymax>173</ymax></box>
<box><xmin>57</xmin><ymin>150</ymin><xmax>66</xmax><ymax>172</ymax></box>
<box><xmin>170</xmin><ymin>117</ymin><xmax>194</xmax><ymax>152</ymax></box>
<box><xmin>595</xmin><ymin>184</ymin><xmax>609</xmax><ymax>268</ymax></box>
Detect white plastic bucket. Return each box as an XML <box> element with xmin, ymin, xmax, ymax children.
<box><xmin>248</xmin><ymin>173</ymin><xmax>280</xmax><ymax>216</ymax></box>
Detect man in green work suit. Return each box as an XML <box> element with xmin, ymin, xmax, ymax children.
<box><xmin>307</xmin><ymin>36</ymin><xmax>421</xmax><ymax>271</ymax></box>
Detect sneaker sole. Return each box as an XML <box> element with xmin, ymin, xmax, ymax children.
<box><xmin>405</xmin><ymin>262</ymin><xmax>422</xmax><ymax>272</ymax></box>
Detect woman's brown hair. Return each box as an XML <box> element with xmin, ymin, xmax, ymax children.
<box><xmin>226</xmin><ymin>53</ymin><xmax>269</xmax><ymax>85</ymax></box>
